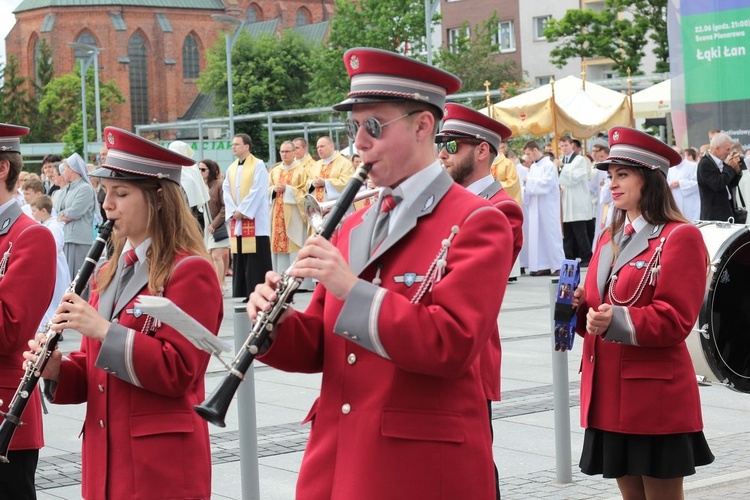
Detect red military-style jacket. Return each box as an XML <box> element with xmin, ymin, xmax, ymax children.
<box><xmin>477</xmin><ymin>180</ymin><xmax>523</xmax><ymax>401</ymax></box>
<box><xmin>49</xmin><ymin>252</ymin><xmax>222</xmax><ymax>500</ymax></box>
<box><xmin>0</xmin><ymin>205</ymin><xmax>55</xmax><ymax>451</ymax></box>
<box><xmin>261</xmin><ymin>168</ymin><xmax>514</xmax><ymax>500</ymax></box>
<box><xmin>576</xmin><ymin>221</ymin><xmax>707</xmax><ymax>435</ymax></box>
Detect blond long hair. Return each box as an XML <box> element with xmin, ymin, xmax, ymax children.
<box><xmin>97</xmin><ymin>178</ymin><xmax>208</xmax><ymax>294</ymax></box>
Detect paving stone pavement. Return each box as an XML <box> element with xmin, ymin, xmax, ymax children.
<box><xmin>29</xmin><ymin>274</ymin><xmax>750</xmax><ymax>498</ymax></box>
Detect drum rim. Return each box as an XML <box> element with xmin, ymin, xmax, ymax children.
<box><xmin>699</xmin><ymin>225</ymin><xmax>750</xmax><ymax>391</ymax></box>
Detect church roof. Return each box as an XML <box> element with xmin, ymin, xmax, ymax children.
<box><xmin>14</xmin><ymin>0</ymin><xmax>226</xmax><ymax>13</ymax></box>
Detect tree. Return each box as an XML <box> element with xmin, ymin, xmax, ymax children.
<box><xmin>543</xmin><ymin>8</ymin><xmax>648</xmax><ymax>76</ymax></box>
<box><xmin>306</xmin><ymin>0</ymin><xmax>433</xmax><ymax>107</ymax></box>
<box><xmin>39</xmin><ymin>65</ymin><xmax>124</xmax><ymax>154</ymax></box>
<box><xmin>28</xmin><ymin>37</ymin><xmax>56</xmax><ymax>143</ymax></box>
<box><xmin>435</xmin><ymin>14</ymin><xmax>522</xmax><ymax>103</ymax></box>
<box><xmin>607</xmin><ymin>0</ymin><xmax>669</xmax><ymax>73</ymax></box>
<box><xmin>0</xmin><ymin>56</ymin><xmax>34</xmax><ymax>126</ymax></box>
<box><xmin>198</xmin><ymin>31</ymin><xmax>316</xmax><ymax>156</ymax></box>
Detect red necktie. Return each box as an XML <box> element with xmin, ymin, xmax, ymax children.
<box><xmin>624</xmin><ymin>224</ymin><xmax>635</xmax><ymax>237</ymax></box>
<box><xmin>123</xmin><ymin>249</ymin><xmax>138</xmax><ymax>269</ymax></box>
<box><xmin>371</xmin><ymin>193</ymin><xmax>401</xmax><ymax>254</ymax></box>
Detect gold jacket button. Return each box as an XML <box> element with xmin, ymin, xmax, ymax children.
<box><xmin>347</xmin><ymin>353</ymin><xmax>357</xmax><ymax>365</ymax></box>
<box><xmin>341</xmin><ymin>403</ymin><xmax>351</xmax><ymax>415</ymax></box>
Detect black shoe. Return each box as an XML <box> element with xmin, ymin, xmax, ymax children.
<box><xmin>529</xmin><ymin>269</ymin><xmax>551</xmax><ymax>276</ymax></box>
<box><xmin>508</xmin><ymin>277</ymin><xmax>518</xmax><ymax>283</ymax></box>
<box><xmin>520</xmin><ymin>267</ymin><xmax>526</xmax><ymax>275</ymax></box>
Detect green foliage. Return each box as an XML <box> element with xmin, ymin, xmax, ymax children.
<box><xmin>40</xmin><ymin>64</ymin><xmax>124</xmax><ymax>155</ymax></box>
<box><xmin>198</xmin><ymin>30</ymin><xmax>316</xmax><ymax>156</ymax></box>
<box><xmin>544</xmin><ymin>0</ymin><xmax>667</xmax><ymax>76</ymax></box>
<box><xmin>435</xmin><ymin>13</ymin><xmax>522</xmax><ymax>104</ymax></box>
<box><xmin>0</xmin><ymin>56</ymin><xmax>34</xmax><ymax>126</ymax></box>
<box><xmin>306</xmin><ymin>0</ymin><xmax>432</xmax><ymax>107</ymax></box>
<box><xmin>28</xmin><ymin>37</ymin><xmax>56</xmax><ymax>143</ymax></box>
<box><xmin>606</xmin><ymin>0</ymin><xmax>669</xmax><ymax>73</ymax></box>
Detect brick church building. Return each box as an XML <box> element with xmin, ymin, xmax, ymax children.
<box><xmin>5</xmin><ymin>0</ymin><xmax>332</xmax><ymax>131</ymax></box>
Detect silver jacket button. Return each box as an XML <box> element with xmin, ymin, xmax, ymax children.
<box><xmin>347</xmin><ymin>353</ymin><xmax>357</xmax><ymax>365</ymax></box>
<box><xmin>341</xmin><ymin>403</ymin><xmax>351</xmax><ymax>414</ymax></box>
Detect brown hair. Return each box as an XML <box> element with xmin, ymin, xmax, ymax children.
<box><xmin>0</xmin><ymin>152</ymin><xmax>23</xmax><ymax>192</ymax></box>
<box><xmin>97</xmin><ymin>179</ymin><xmax>208</xmax><ymax>294</ymax></box>
<box><xmin>22</xmin><ymin>177</ymin><xmax>44</xmax><ymax>193</ymax></box>
<box><xmin>200</xmin><ymin>158</ymin><xmax>220</xmax><ymax>184</ymax></box>
<box><xmin>607</xmin><ymin>166</ymin><xmax>688</xmax><ymax>258</ymax></box>
<box><xmin>30</xmin><ymin>194</ymin><xmax>53</xmax><ymax>213</ymax></box>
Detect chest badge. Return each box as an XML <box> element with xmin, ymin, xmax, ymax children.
<box><xmin>394</xmin><ymin>273</ymin><xmax>424</xmax><ymax>287</ymax></box>
<box><xmin>629</xmin><ymin>260</ymin><xmax>647</xmax><ymax>270</ymax></box>
<box><xmin>126</xmin><ymin>307</ymin><xmax>144</xmax><ymax>318</ymax></box>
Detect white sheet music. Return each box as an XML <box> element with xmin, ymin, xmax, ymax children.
<box><xmin>135</xmin><ymin>295</ymin><xmax>231</xmax><ymax>355</ymax></box>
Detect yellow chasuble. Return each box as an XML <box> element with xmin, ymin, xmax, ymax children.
<box><xmin>227</xmin><ymin>155</ymin><xmax>258</xmax><ymax>254</ymax></box>
<box><xmin>268</xmin><ymin>162</ymin><xmax>307</xmax><ymax>253</ymax></box>
<box><xmin>309</xmin><ymin>152</ymin><xmax>353</xmax><ymax>202</ymax></box>
<box><xmin>491</xmin><ymin>154</ymin><xmax>522</xmax><ymax>205</ymax></box>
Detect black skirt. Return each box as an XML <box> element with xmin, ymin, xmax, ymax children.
<box><xmin>580</xmin><ymin>428</ymin><xmax>715</xmax><ymax>479</ymax></box>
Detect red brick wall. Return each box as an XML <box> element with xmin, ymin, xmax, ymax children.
<box><xmin>5</xmin><ymin>1</ymin><xmax>333</xmax><ymax>131</ymax></box>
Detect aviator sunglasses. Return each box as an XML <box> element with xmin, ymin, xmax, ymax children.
<box><xmin>345</xmin><ymin>110</ymin><xmax>424</xmax><ymax>140</ymax></box>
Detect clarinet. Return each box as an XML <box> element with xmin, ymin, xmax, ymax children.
<box><xmin>194</xmin><ymin>163</ymin><xmax>373</xmax><ymax>427</ymax></box>
<box><xmin>0</xmin><ymin>220</ymin><xmax>113</xmax><ymax>463</ymax></box>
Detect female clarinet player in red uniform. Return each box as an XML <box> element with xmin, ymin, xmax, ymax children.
<box><xmin>572</xmin><ymin>127</ymin><xmax>714</xmax><ymax>500</ymax></box>
<box><xmin>26</xmin><ymin>127</ymin><xmax>223</xmax><ymax>500</ymax></box>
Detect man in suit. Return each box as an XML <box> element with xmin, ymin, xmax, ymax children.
<box><xmin>0</xmin><ymin>123</ymin><xmax>56</xmax><ymax>499</ymax></box>
<box><xmin>436</xmin><ymin>103</ymin><xmax>523</xmax><ymax>499</ymax></box>
<box><xmin>698</xmin><ymin>132</ymin><xmax>743</xmax><ymax>221</ymax></box>
<box><xmin>556</xmin><ymin>136</ymin><xmax>593</xmax><ymax>265</ymax></box>
<box><xmin>248</xmin><ymin>48</ymin><xmax>514</xmax><ymax>500</ymax></box>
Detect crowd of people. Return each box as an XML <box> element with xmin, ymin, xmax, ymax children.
<box><xmin>0</xmin><ymin>45</ymin><xmax>733</xmax><ymax>499</ymax></box>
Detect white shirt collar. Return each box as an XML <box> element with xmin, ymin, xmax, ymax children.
<box><xmin>625</xmin><ymin>214</ymin><xmax>647</xmax><ymax>234</ymax></box>
<box><xmin>122</xmin><ymin>237</ymin><xmax>152</xmax><ymax>271</ymax></box>
<box><xmin>465</xmin><ymin>174</ymin><xmax>495</xmax><ymax>196</ymax></box>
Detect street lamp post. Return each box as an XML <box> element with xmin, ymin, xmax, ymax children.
<box><xmin>211</xmin><ymin>14</ymin><xmax>247</xmax><ymax>139</ymax></box>
<box><xmin>69</xmin><ymin>42</ymin><xmax>103</xmax><ymax>157</ymax></box>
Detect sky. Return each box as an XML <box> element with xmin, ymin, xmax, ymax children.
<box><xmin>1</xmin><ymin>0</ymin><xmax>23</xmax><ymax>65</ymax></box>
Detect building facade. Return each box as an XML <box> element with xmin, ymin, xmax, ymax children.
<box><xmin>5</xmin><ymin>0</ymin><xmax>331</xmax><ymax>131</ymax></box>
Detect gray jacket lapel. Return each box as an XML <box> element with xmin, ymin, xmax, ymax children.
<box><xmin>112</xmin><ymin>264</ymin><xmax>149</xmax><ymax>318</ymax></box>
<box><xmin>98</xmin><ymin>261</ymin><xmax>120</xmax><ymax>320</ymax></box>
<box><xmin>478</xmin><ymin>180</ymin><xmax>503</xmax><ymax>200</ymax></box>
<box><xmin>0</xmin><ymin>203</ymin><xmax>22</xmax><ymax>235</ymax></box>
<box><xmin>612</xmin><ymin>223</ymin><xmax>663</xmax><ymax>275</ymax></box>
<box><xmin>596</xmin><ymin>239</ymin><xmax>614</xmax><ymax>302</ymax></box>
<box><xmin>364</xmin><ymin>170</ymin><xmax>453</xmax><ymax>269</ymax></box>
<box><xmin>349</xmin><ymin>204</ymin><xmax>379</xmax><ymax>276</ymax></box>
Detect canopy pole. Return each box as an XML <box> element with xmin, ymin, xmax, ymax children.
<box><xmin>551</xmin><ymin>77</ymin><xmax>559</xmax><ymax>158</ymax></box>
<box><xmin>627</xmin><ymin>68</ymin><xmax>635</xmax><ymax>127</ymax></box>
<box><xmin>484</xmin><ymin>80</ymin><xmax>493</xmax><ymax>118</ymax></box>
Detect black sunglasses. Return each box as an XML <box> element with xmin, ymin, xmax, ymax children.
<box><xmin>345</xmin><ymin>110</ymin><xmax>424</xmax><ymax>140</ymax></box>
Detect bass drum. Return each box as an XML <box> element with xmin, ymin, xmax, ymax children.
<box><xmin>689</xmin><ymin>221</ymin><xmax>750</xmax><ymax>392</ymax></box>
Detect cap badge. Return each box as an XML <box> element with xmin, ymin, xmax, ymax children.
<box><xmin>350</xmin><ymin>55</ymin><xmax>360</xmax><ymax>70</ymax></box>
<box><xmin>0</xmin><ymin>146</ymin><xmax>10</xmax><ymax>151</ymax></box>
<box><xmin>612</xmin><ymin>131</ymin><xmax>620</xmax><ymax>142</ymax></box>
<box><xmin>107</xmin><ymin>132</ymin><xmax>115</xmax><ymax>145</ymax></box>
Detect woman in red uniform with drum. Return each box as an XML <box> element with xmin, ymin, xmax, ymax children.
<box><xmin>572</xmin><ymin>127</ymin><xmax>714</xmax><ymax>499</ymax></box>
<box><xmin>26</xmin><ymin>127</ymin><xmax>223</xmax><ymax>500</ymax></box>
